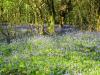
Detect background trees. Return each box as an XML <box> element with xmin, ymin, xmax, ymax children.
<box><xmin>0</xmin><ymin>0</ymin><xmax>100</xmax><ymax>43</ymax></box>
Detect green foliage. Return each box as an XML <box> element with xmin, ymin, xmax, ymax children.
<box><xmin>1</xmin><ymin>0</ymin><xmax>100</xmax><ymax>38</ymax></box>
<box><xmin>0</xmin><ymin>34</ymin><xmax>100</xmax><ymax>75</ymax></box>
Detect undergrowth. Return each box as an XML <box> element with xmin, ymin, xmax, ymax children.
<box><xmin>0</xmin><ymin>33</ymin><xmax>100</xmax><ymax>75</ymax></box>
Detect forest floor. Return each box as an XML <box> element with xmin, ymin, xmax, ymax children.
<box><xmin>0</xmin><ymin>25</ymin><xmax>100</xmax><ymax>75</ymax></box>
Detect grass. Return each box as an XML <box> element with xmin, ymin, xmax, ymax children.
<box><xmin>0</xmin><ymin>33</ymin><xmax>100</xmax><ymax>75</ymax></box>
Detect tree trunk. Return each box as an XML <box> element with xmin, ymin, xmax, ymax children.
<box><xmin>96</xmin><ymin>16</ymin><xmax>100</xmax><ymax>31</ymax></box>
<box><xmin>60</xmin><ymin>16</ymin><xmax>64</xmax><ymax>28</ymax></box>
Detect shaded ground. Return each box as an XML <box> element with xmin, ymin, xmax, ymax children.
<box><xmin>0</xmin><ymin>24</ymin><xmax>78</xmax><ymax>42</ymax></box>
<box><xmin>1</xmin><ymin>24</ymin><xmax>78</xmax><ymax>33</ymax></box>
<box><xmin>0</xmin><ymin>24</ymin><xmax>100</xmax><ymax>44</ymax></box>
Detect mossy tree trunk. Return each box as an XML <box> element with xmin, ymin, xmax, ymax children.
<box><xmin>96</xmin><ymin>0</ymin><xmax>100</xmax><ymax>31</ymax></box>
<box><xmin>46</xmin><ymin>0</ymin><xmax>55</xmax><ymax>34</ymax></box>
<box><xmin>47</xmin><ymin>15</ymin><xmax>55</xmax><ymax>34</ymax></box>
<box><xmin>96</xmin><ymin>16</ymin><xmax>100</xmax><ymax>31</ymax></box>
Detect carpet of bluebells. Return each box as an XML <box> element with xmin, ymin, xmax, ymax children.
<box><xmin>0</xmin><ymin>32</ymin><xmax>100</xmax><ymax>75</ymax></box>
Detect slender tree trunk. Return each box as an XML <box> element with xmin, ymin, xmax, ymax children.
<box><xmin>59</xmin><ymin>0</ymin><xmax>67</xmax><ymax>28</ymax></box>
<box><xmin>96</xmin><ymin>16</ymin><xmax>100</xmax><ymax>31</ymax></box>
<box><xmin>60</xmin><ymin>16</ymin><xmax>64</xmax><ymax>28</ymax></box>
<box><xmin>46</xmin><ymin>0</ymin><xmax>55</xmax><ymax>34</ymax></box>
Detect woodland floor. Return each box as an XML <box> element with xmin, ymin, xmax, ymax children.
<box><xmin>0</xmin><ymin>25</ymin><xmax>100</xmax><ymax>75</ymax></box>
